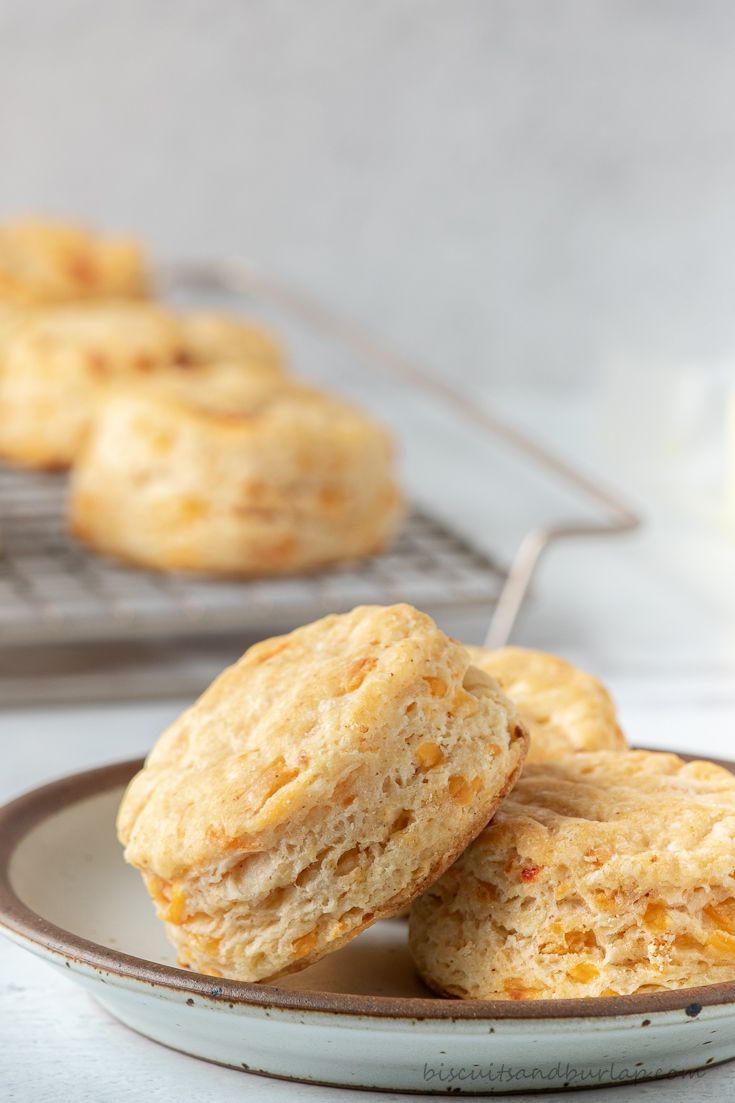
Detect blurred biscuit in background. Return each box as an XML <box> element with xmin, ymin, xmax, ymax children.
<box><xmin>179</xmin><ymin>311</ymin><xmax>284</xmax><ymax>375</ymax></box>
<box><xmin>0</xmin><ymin>302</ymin><xmax>284</xmax><ymax>469</ymax></box>
<box><xmin>69</xmin><ymin>374</ymin><xmax>402</xmax><ymax>575</ymax></box>
<box><xmin>0</xmin><ymin>218</ymin><xmax>148</xmax><ymax>307</ymax></box>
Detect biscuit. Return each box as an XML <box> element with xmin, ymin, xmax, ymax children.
<box><xmin>0</xmin><ymin>303</ymin><xmax>285</xmax><ymax>469</ymax></box>
<box><xmin>117</xmin><ymin>604</ymin><xmax>529</xmax><ymax>981</ymax></box>
<box><xmin>0</xmin><ymin>218</ymin><xmax>147</xmax><ymax>306</ymax></box>
<box><xmin>466</xmin><ymin>646</ymin><xmax>626</xmax><ymax>762</ymax></box>
<box><xmin>69</xmin><ymin>376</ymin><xmax>403</xmax><ymax>574</ymax></box>
<box><xmin>410</xmin><ymin>749</ymin><xmax>735</xmax><ymax>999</ymax></box>
<box><xmin>0</xmin><ymin>302</ymin><xmax>183</xmax><ymax>467</ymax></box>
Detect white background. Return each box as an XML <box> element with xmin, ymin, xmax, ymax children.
<box><xmin>3</xmin><ymin>0</ymin><xmax>735</xmax><ymax>391</ymax></box>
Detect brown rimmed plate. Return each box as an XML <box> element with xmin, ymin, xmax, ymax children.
<box><xmin>1</xmin><ymin>758</ymin><xmax>734</xmax><ymax>1094</ymax></box>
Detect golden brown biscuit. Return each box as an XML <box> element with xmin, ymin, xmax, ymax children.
<box><xmin>69</xmin><ymin>375</ymin><xmax>403</xmax><ymax>574</ymax></box>
<box><xmin>117</xmin><ymin>604</ymin><xmax>529</xmax><ymax>981</ymax></box>
<box><xmin>0</xmin><ymin>302</ymin><xmax>285</xmax><ymax>469</ymax></box>
<box><xmin>0</xmin><ymin>218</ymin><xmax>147</xmax><ymax>306</ymax></box>
<box><xmin>466</xmin><ymin>646</ymin><xmax>626</xmax><ymax>762</ymax></box>
<box><xmin>410</xmin><ymin>749</ymin><xmax>735</xmax><ymax>1000</ymax></box>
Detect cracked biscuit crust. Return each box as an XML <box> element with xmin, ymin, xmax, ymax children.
<box><xmin>410</xmin><ymin>749</ymin><xmax>735</xmax><ymax>999</ymax></box>
<box><xmin>118</xmin><ymin>604</ymin><xmax>529</xmax><ymax>981</ymax></box>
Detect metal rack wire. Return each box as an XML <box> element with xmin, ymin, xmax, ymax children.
<box><xmin>0</xmin><ymin>464</ymin><xmax>505</xmax><ymax>648</ymax></box>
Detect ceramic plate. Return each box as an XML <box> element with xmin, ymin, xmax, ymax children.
<box><xmin>1</xmin><ymin>758</ymin><xmax>734</xmax><ymax>1095</ymax></box>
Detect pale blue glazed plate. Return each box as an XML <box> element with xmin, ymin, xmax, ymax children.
<box><xmin>1</xmin><ymin>759</ymin><xmax>733</xmax><ymax>1094</ymax></box>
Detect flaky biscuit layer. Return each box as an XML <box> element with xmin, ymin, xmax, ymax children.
<box><xmin>118</xmin><ymin>604</ymin><xmax>528</xmax><ymax>981</ymax></box>
<box><xmin>410</xmin><ymin>749</ymin><xmax>735</xmax><ymax>999</ymax></box>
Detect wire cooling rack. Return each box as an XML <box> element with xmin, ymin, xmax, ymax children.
<box><xmin>0</xmin><ymin>258</ymin><xmax>640</xmax><ymax>703</ymax></box>
<box><xmin>0</xmin><ymin>465</ymin><xmax>505</xmax><ymax>648</ymax></box>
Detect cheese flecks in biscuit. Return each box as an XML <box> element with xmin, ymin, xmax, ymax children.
<box><xmin>466</xmin><ymin>646</ymin><xmax>626</xmax><ymax>763</ymax></box>
<box><xmin>68</xmin><ymin>378</ymin><xmax>403</xmax><ymax>574</ymax></box>
<box><xmin>0</xmin><ymin>218</ymin><xmax>147</xmax><ymax>306</ymax></box>
<box><xmin>117</xmin><ymin>604</ymin><xmax>529</xmax><ymax>982</ymax></box>
<box><xmin>0</xmin><ymin>302</ymin><xmax>285</xmax><ymax>469</ymax></box>
<box><xmin>410</xmin><ymin>750</ymin><xmax>735</xmax><ymax>1000</ymax></box>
